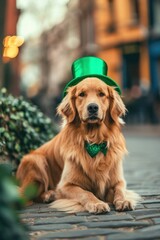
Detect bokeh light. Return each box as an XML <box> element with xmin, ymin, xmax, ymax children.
<box><xmin>3</xmin><ymin>35</ymin><xmax>24</xmax><ymax>59</ymax></box>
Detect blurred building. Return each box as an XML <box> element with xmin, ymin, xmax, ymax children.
<box><xmin>93</xmin><ymin>0</ymin><xmax>160</xmax><ymax>123</ymax></box>
<box><xmin>94</xmin><ymin>0</ymin><xmax>149</xmax><ymax>89</ymax></box>
<box><xmin>17</xmin><ymin>0</ymin><xmax>160</xmax><ymax>123</ymax></box>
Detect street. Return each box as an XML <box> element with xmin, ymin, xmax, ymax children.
<box><xmin>20</xmin><ymin>125</ymin><xmax>160</xmax><ymax>240</ymax></box>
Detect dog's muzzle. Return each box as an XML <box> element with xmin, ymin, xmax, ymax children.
<box><xmin>87</xmin><ymin>103</ymin><xmax>99</xmax><ymax>120</ymax></box>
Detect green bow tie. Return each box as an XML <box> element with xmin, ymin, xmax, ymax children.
<box><xmin>85</xmin><ymin>141</ymin><xmax>108</xmax><ymax>158</ymax></box>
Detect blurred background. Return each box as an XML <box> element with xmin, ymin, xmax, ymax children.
<box><xmin>0</xmin><ymin>0</ymin><xmax>160</xmax><ymax>124</ymax></box>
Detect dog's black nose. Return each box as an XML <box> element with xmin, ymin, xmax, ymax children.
<box><xmin>87</xmin><ymin>103</ymin><xmax>99</xmax><ymax>114</ymax></box>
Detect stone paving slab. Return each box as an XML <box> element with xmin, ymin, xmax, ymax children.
<box><xmin>107</xmin><ymin>229</ymin><xmax>160</xmax><ymax>240</ymax></box>
<box><xmin>153</xmin><ymin>218</ymin><xmax>160</xmax><ymax>224</ymax></box>
<box><xmin>78</xmin><ymin>220</ymin><xmax>150</xmax><ymax>228</ymax></box>
<box><xmin>144</xmin><ymin>203</ymin><xmax>160</xmax><ymax>208</ymax></box>
<box><xmin>38</xmin><ymin>228</ymin><xmax>120</xmax><ymax>240</ymax></box>
<box><xmin>30</xmin><ymin>223</ymin><xmax>74</xmax><ymax>231</ymax></box>
<box><xmin>20</xmin><ymin>127</ymin><xmax>160</xmax><ymax>239</ymax></box>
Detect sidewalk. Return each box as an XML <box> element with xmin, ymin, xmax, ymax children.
<box><xmin>20</xmin><ymin>125</ymin><xmax>160</xmax><ymax>240</ymax></box>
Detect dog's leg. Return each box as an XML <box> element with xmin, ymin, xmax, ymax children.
<box><xmin>16</xmin><ymin>153</ymin><xmax>55</xmax><ymax>204</ymax></box>
<box><xmin>56</xmin><ymin>184</ymin><xmax>110</xmax><ymax>213</ymax></box>
<box><xmin>113</xmin><ymin>180</ymin><xmax>138</xmax><ymax>211</ymax></box>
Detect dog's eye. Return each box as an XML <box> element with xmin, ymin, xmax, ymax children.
<box><xmin>79</xmin><ymin>92</ymin><xmax>85</xmax><ymax>97</ymax></box>
<box><xmin>99</xmin><ymin>92</ymin><xmax>105</xmax><ymax>97</ymax></box>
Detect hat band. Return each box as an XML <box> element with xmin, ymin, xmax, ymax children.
<box><xmin>72</xmin><ymin>57</ymin><xmax>108</xmax><ymax>78</ymax></box>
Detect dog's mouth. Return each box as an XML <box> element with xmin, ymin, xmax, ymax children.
<box><xmin>88</xmin><ymin>115</ymin><xmax>98</xmax><ymax>120</ymax></box>
<box><xmin>83</xmin><ymin>115</ymin><xmax>102</xmax><ymax>123</ymax></box>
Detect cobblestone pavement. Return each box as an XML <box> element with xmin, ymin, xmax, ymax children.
<box><xmin>20</xmin><ymin>126</ymin><xmax>160</xmax><ymax>240</ymax></box>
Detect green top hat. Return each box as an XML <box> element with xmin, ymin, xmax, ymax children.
<box><xmin>63</xmin><ymin>56</ymin><xmax>121</xmax><ymax>97</ymax></box>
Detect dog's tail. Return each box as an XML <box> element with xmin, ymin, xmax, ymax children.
<box><xmin>125</xmin><ymin>189</ymin><xmax>142</xmax><ymax>208</ymax></box>
<box><xmin>49</xmin><ymin>199</ymin><xmax>85</xmax><ymax>213</ymax></box>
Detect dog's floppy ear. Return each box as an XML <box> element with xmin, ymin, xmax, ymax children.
<box><xmin>57</xmin><ymin>86</ymin><xmax>76</xmax><ymax>123</ymax></box>
<box><xmin>108</xmin><ymin>86</ymin><xmax>126</xmax><ymax>125</ymax></box>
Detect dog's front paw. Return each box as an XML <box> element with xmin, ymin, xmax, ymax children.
<box><xmin>85</xmin><ymin>201</ymin><xmax>110</xmax><ymax>214</ymax></box>
<box><xmin>115</xmin><ymin>200</ymin><xmax>134</xmax><ymax>211</ymax></box>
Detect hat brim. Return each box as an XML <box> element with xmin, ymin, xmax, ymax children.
<box><xmin>63</xmin><ymin>74</ymin><xmax>121</xmax><ymax>97</ymax></box>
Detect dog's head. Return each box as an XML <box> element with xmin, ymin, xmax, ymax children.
<box><xmin>58</xmin><ymin>78</ymin><xmax>126</xmax><ymax>126</ymax></box>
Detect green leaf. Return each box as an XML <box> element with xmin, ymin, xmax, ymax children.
<box><xmin>10</xmin><ymin>114</ymin><xmax>19</xmax><ymax>120</ymax></box>
<box><xmin>2</xmin><ymin>179</ymin><xmax>19</xmax><ymax>202</ymax></box>
<box><xmin>0</xmin><ymin>127</ymin><xmax>5</xmax><ymax>133</ymax></box>
<box><xmin>4</xmin><ymin>132</ymin><xmax>10</xmax><ymax>140</ymax></box>
<box><xmin>24</xmin><ymin>183</ymin><xmax>38</xmax><ymax>200</ymax></box>
<box><xmin>15</xmin><ymin>143</ymin><xmax>21</xmax><ymax>152</ymax></box>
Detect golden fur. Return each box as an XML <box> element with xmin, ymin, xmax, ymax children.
<box><xmin>16</xmin><ymin>77</ymin><xmax>140</xmax><ymax>213</ymax></box>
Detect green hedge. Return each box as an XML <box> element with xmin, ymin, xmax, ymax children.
<box><xmin>0</xmin><ymin>88</ymin><xmax>56</xmax><ymax>170</ymax></box>
<box><xmin>0</xmin><ymin>89</ymin><xmax>57</xmax><ymax>239</ymax></box>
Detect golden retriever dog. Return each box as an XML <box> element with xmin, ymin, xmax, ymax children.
<box><xmin>16</xmin><ymin>77</ymin><xmax>140</xmax><ymax>213</ymax></box>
